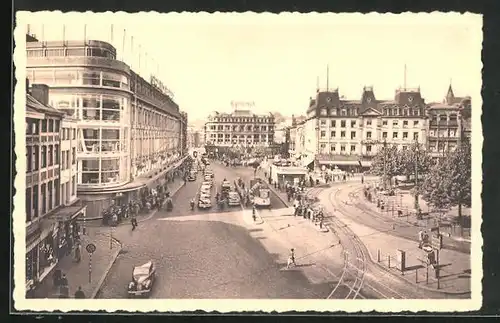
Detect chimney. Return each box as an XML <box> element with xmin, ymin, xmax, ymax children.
<box><xmin>30</xmin><ymin>84</ymin><xmax>50</xmax><ymax>105</ymax></box>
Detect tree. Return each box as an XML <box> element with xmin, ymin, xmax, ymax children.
<box><xmin>399</xmin><ymin>141</ymin><xmax>433</xmax><ymax>180</ymax></box>
<box><xmin>421</xmin><ymin>141</ymin><xmax>471</xmax><ymax>227</ymax></box>
<box><xmin>369</xmin><ymin>144</ymin><xmax>405</xmax><ymax>188</ymax></box>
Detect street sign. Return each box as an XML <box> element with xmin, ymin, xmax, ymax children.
<box><xmin>431</xmin><ymin>234</ymin><xmax>443</xmax><ymax>250</ymax></box>
<box><xmin>86</xmin><ymin>243</ymin><xmax>97</xmax><ymax>254</ymax></box>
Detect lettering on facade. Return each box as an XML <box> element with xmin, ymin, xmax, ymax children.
<box><xmin>231</xmin><ymin>101</ymin><xmax>256</xmax><ymax>109</ymax></box>
<box><xmin>150</xmin><ymin>75</ymin><xmax>175</xmax><ymax>99</ymax></box>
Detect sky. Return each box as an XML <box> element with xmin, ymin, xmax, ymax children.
<box><xmin>20</xmin><ymin>12</ymin><xmax>482</xmax><ymax>122</ymax></box>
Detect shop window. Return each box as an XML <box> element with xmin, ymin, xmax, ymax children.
<box><xmin>101</xmin><ymin>170</ymin><xmax>120</xmax><ymax>184</ymax></box>
<box><xmin>38</xmin><ymin>236</ymin><xmax>56</xmax><ymax>274</ymax></box>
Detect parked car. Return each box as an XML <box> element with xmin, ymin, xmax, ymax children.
<box><xmin>187</xmin><ymin>173</ymin><xmax>196</xmax><ymax>181</ymax></box>
<box><xmin>198</xmin><ymin>197</ymin><xmax>212</xmax><ymax>209</ymax></box>
<box><xmin>128</xmin><ymin>261</ymin><xmax>156</xmax><ymax>297</ymax></box>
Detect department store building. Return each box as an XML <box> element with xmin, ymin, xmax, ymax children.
<box><xmin>26</xmin><ymin>37</ymin><xmax>187</xmax><ymax>218</ymax></box>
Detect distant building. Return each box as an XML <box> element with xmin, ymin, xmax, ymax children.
<box><xmin>426</xmin><ymin>85</ymin><xmax>472</xmax><ymax>162</ymax></box>
<box><xmin>187</xmin><ymin>126</ymin><xmax>202</xmax><ymax>148</ymax></box>
<box><xmin>291</xmin><ymin>86</ymin><xmax>429</xmax><ymax>171</ymax></box>
<box><xmin>204</xmin><ymin>108</ymin><xmax>275</xmax><ymax>155</ymax></box>
<box><xmin>25</xmin><ymin>80</ymin><xmax>87</xmax><ymax>297</ymax></box>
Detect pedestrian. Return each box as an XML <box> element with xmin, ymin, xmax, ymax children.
<box><xmin>74</xmin><ymin>286</ymin><xmax>85</xmax><ymax>299</ymax></box>
<box><xmin>287</xmin><ymin>248</ymin><xmax>296</xmax><ymax>268</ymax></box>
<box><xmin>74</xmin><ymin>243</ymin><xmax>81</xmax><ymax>263</ymax></box>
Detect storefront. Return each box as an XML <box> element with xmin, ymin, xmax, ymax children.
<box><xmin>25</xmin><ymin>218</ymin><xmax>58</xmax><ymax>297</ymax></box>
<box><xmin>269</xmin><ymin>164</ymin><xmax>309</xmax><ymax>187</ymax></box>
<box><xmin>49</xmin><ymin>205</ymin><xmax>87</xmax><ymax>259</ymax></box>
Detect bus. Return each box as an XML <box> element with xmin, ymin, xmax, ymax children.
<box><xmin>249</xmin><ymin>179</ymin><xmax>271</xmax><ymax>208</ymax></box>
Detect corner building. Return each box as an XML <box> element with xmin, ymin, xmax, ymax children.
<box><xmin>296</xmin><ymin>86</ymin><xmax>428</xmax><ymax>171</ymax></box>
<box><xmin>26</xmin><ymin>39</ymin><xmax>186</xmax><ymax>218</ymax></box>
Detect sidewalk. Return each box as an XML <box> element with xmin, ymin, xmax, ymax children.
<box><xmin>29</xmin><ymin>230</ymin><xmax>122</xmax><ymax>299</ymax></box>
<box><xmin>346</xmin><ymin>184</ymin><xmax>471</xmax><ymax>253</ymax></box>
<box><xmin>320</xmin><ymin>187</ymin><xmax>471</xmax><ymax>295</ymax></box>
<box><xmin>82</xmin><ymin>177</ymin><xmax>185</xmax><ymax>228</ymax></box>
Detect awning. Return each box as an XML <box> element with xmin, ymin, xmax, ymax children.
<box><xmin>26</xmin><ymin>218</ymin><xmax>58</xmax><ymax>252</ymax></box>
<box><xmin>48</xmin><ymin>205</ymin><xmax>86</xmax><ymax>223</ymax></box>
<box><xmin>317</xmin><ymin>160</ymin><xmax>360</xmax><ymax>166</ymax></box>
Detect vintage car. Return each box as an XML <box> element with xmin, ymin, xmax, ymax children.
<box><xmin>198</xmin><ymin>197</ymin><xmax>212</xmax><ymax>209</ymax></box>
<box><xmin>202</xmin><ymin>180</ymin><xmax>213</xmax><ymax>187</ymax></box>
<box><xmin>227</xmin><ymin>191</ymin><xmax>241</xmax><ymax>206</ymax></box>
<box><xmin>200</xmin><ymin>185</ymin><xmax>211</xmax><ymax>194</ymax></box>
<box><xmin>128</xmin><ymin>261</ymin><xmax>156</xmax><ymax>297</ymax></box>
<box><xmin>187</xmin><ymin>173</ymin><xmax>197</xmax><ymax>181</ymax></box>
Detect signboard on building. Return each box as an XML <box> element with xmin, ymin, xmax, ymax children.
<box><xmin>150</xmin><ymin>75</ymin><xmax>174</xmax><ymax>99</ymax></box>
<box><xmin>231</xmin><ymin>101</ymin><xmax>255</xmax><ymax>110</ymax></box>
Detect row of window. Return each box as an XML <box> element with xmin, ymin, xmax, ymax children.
<box><xmin>60</xmin><ymin>148</ymin><xmax>77</xmax><ymax>170</ymax></box>
<box><xmin>61</xmin><ymin>127</ymin><xmax>76</xmax><ymax>141</ymax></box>
<box><xmin>27</xmin><ymin>47</ymin><xmax>115</xmax><ymax>59</ymax></box>
<box><xmin>318</xmin><ymin>143</ymin><xmax>417</xmax><ymax>153</ymax></box>
<box><xmin>316</xmin><ymin>107</ymin><xmax>423</xmax><ymax>117</ymax></box>
<box><xmin>208</xmin><ymin>125</ymin><xmax>274</xmax><ymax>132</ymax></box>
<box><xmin>131</xmin><ymin>104</ymin><xmax>180</xmax><ymax>130</ymax></box>
<box><xmin>210</xmin><ymin>133</ymin><xmax>271</xmax><ymax>138</ymax></box>
<box><xmin>319</xmin><ymin>119</ymin><xmax>421</xmax><ymax>128</ymax></box>
<box><xmin>210</xmin><ymin>117</ymin><xmax>273</xmax><ymax>123</ymax></box>
<box><xmin>131</xmin><ymin>75</ymin><xmax>176</xmax><ymax>108</ymax></box>
<box><xmin>28</xmin><ymin>68</ymin><xmax>128</xmax><ymax>90</ymax></box>
<box><xmin>26</xmin><ymin>118</ymin><xmax>60</xmax><ymax>135</ymax></box>
<box><xmin>319</xmin><ymin>131</ymin><xmax>420</xmax><ymax>141</ymax></box>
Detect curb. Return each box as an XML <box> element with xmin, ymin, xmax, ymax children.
<box><xmin>91</xmin><ymin>236</ymin><xmax>123</xmax><ymax>299</ymax></box>
<box><xmin>325</xmin><ymin>185</ymin><xmax>471</xmax><ymax>296</ymax></box>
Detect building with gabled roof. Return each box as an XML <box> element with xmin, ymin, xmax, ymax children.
<box><xmin>297</xmin><ymin>85</ymin><xmax>428</xmax><ymax>171</ymax></box>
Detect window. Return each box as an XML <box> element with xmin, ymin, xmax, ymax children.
<box><xmin>330</xmin><ymin>145</ymin><xmax>336</xmax><ymax>151</ymax></box>
<box><xmin>330</xmin><ymin>120</ymin><xmax>336</xmax><ymax>127</ymax></box>
<box><xmin>320</xmin><ymin>131</ymin><xmax>326</xmax><ymax>138</ymax></box>
<box><xmin>341</xmin><ymin>131</ymin><xmax>346</xmax><ymax>138</ymax></box>
<box><xmin>367</xmin><ymin>120</ymin><xmax>372</xmax><ymax>126</ymax></box>
<box><xmin>383</xmin><ymin>120</ymin><xmax>388</xmax><ymax>126</ymax></box>
<box><xmin>350</xmin><ymin>145</ymin><xmax>356</xmax><ymax>152</ymax></box>
<box><xmin>27</xmin><ymin>146</ymin><xmax>32</xmax><ymax>172</ymax></box>
<box><xmin>41</xmin><ymin>120</ymin><xmax>47</xmax><ymax>132</ymax></box>
<box><xmin>48</xmin><ymin>119</ymin><xmax>54</xmax><ymax>132</ymax></box>
<box><xmin>341</xmin><ymin>110</ymin><xmax>347</xmax><ymax>116</ymax></box>
<box><xmin>403</xmin><ymin>120</ymin><xmax>408</xmax><ymax>127</ymax></box>
<box><xmin>413</xmin><ymin>120</ymin><xmax>419</xmax><ymax>126</ymax></box>
<box><xmin>367</xmin><ymin>145</ymin><xmax>372</xmax><ymax>152</ymax></box>
<box><xmin>33</xmin><ymin>146</ymin><xmax>39</xmax><ymax>170</ymax></box>
<box><xmin>392</xmin><ymin>120</ymin><xmax>398</xmax><ymax>127</ymax></box>
<box><xmin>48</xmin><ymin>145</ymin><xmax>53</xmax><ymax>166</ymax></box>
<box><xmin>351</xmin><ymin>121</ymin><xmax>356</xmax><ymax>127</ymax></box>
<box><xmin>26</xmin><ymin>187</ymin><xmax>32</xmax><ymax>222</ymax></box>
<box><xmin>413</xmin><ymin>132</ymin><xmax>419</xmax><ymax>140</ymax></box>
<box><xmin>340</xmin><ymin>145</ymin><xmax>346</xmax><ymax>152</ymax></box>
<box><xmin>72</xmin><ymin>148</ymin><xmax>76</xmax><ymax>164</ymax></box>
<box><xmin>41</xmin><ymin>183</ymin><xmax>46</xmax><ymax>215</ymax></box>
<box><xmin>382</xmin><ymin>132</ymin><xmax>387</xmax><ymax>139</ymax></box>
<box><xmin>330</xmin><ymin>131</ymin><xmax>335</xmax><ymax>137</ymax></box>
<box><xmin>341</xmin><ymin>120</ymin><xmax>346</xmax><ymax>128</ymax></box>
<box><xmin>403</xmin><ymin>132</ymin><xmax>408</xmax><ymax>139</ymax></box>
<box><xmin>55</xmin><ymin>120</ymin><xmax>60</xmax><ymax>132</ymax></box>
<box><xmin>351</xmin><ymin>131</ymin><xmax>356</xmax><ymax>139</ymax></box>
<box><xmin>320</xmin><ymin>143</ymin><xmax>326</xmax><ymax>148</ymax></box>
<box><xmin>393</xmin><ymin>132</ymin><xmax>398</xmax><ymax>139</ymax></box>
<box><xmin>41</xmin><ymin>146</ymin><xmax>47</xmax><ymax>168</ymax></box>
<box><xmin>367</xmin><ymin>131</ymin><xmax>372</xmax><ymax>139</ymax></box>
<box><xmin>320</xmin><ymin>120</ymin><xmax>326</xmax><ymax>125</ymax></box>
<box><xmin>48</xmin><ymin>181</ymin><xmax>53</xmax><ymax>210</ymax></box>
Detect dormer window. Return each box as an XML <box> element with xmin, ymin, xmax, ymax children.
<box><xmin>320</xmin><ymin>108</ymin><xmax>327</xmax><ymax>116</ymax></box>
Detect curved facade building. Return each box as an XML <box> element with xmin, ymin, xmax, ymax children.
<box><xmin>26</xmin><ymin>39</ymin><xmax>186</xmax><ymax>218</ymax></box>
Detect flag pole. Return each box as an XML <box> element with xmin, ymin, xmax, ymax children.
<box><xmin>83</xmin><ymin>24</ymin><xmax>87</xmax><ymax>45</ymax></box>
<box><xmin>122</xmin><ymin>29</ymin><xmax>126</xmax><ymax>62</ymax></box>
<box><xmin>62</xmin><ymin>24</ymin><xmax>66</xmax><ymax>44</ymax></box>
<box><xmin>130</xmin><ymin>36</ymin><xmax>134</xmax><ymax>69</ymax></box>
